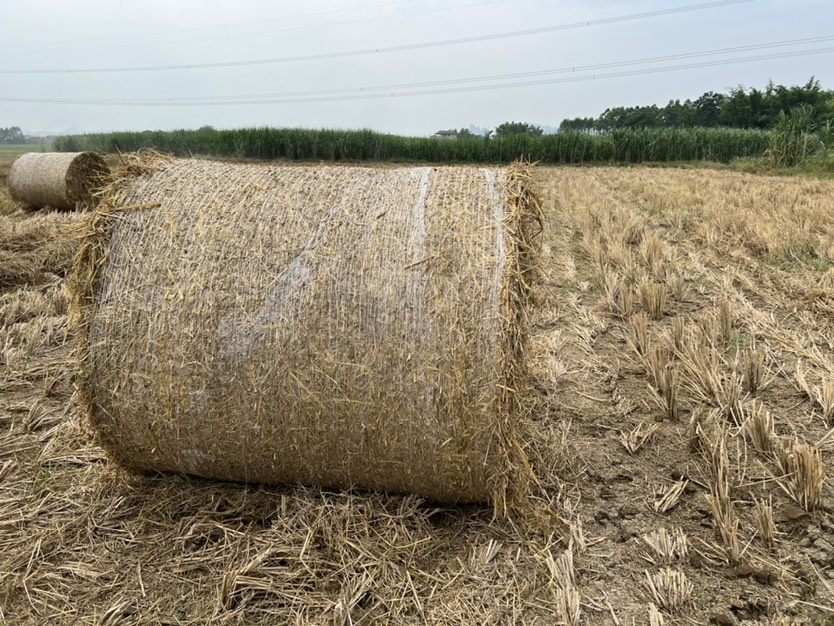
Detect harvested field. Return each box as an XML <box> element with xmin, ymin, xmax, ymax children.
<box><xmin>1</xmin><ymin>163</ymin><xmax>834</xmax><ymax>624</ymax></box>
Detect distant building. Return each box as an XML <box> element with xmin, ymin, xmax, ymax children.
<box><xmin>26</xmin><ymin>135</ymin><xmax>60</xmax><ymax>143</ymax></box>
<box><xmin>431</xmin><ymin>129</ymin><xmax>458</xmax><ymax>140</ymax></box>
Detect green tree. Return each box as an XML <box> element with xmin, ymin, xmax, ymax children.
<box><xmin>0</xmin><ymin>126</ymin><xmax>25</xmax><ymax>144</ymax></box>
<box><xmin>720</xmin><ymin>81</ymin><xmax>830</xmax><ymax>129</ymax></box>
<box><xmin>494</xmin><ymin>121</ymin><xmax>543</xmax><ymax>137</ymax></box>
<box><xmin>763</xmin><ymin>78</ymin><xmax>831</xmax><ymax>127</ymax></box>
<box><xmin>720</xmin><ymin>85</ymin><xmax>767</xmax><ymax>128</ymax></box>
<box><xmin>661</xmin><ymin>100</ymin><xmax>697</xmax><ymax>127</ymax></box>
<box><xmin>693</xmin><ymin>92</ymin><xmax>724</xmax><ymax>127</ymax></box>
<box><xmin>456</xmin><ymin>128</ymin><xmax>476</xmax><ymax>139</ymax></box>
<box><xmin>597</xmin><ymin>105</ymin><xmax>661</xmax><ymax>130</ymax></box>
<box><xmin>559</xmin><ymin>117</ymin><xmax>596</xmax><ymax>132</ymax></box>
<box><xmin>595</xmin><ymin>108</ymin><xmax>624</xmax><ymax>132</ymax></box>
<box><xmin>558</xmin><ymin>78</ymin><xmax>834</xmax><ymax>133</ymax></box>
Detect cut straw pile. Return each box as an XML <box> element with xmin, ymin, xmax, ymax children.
<box><xmin>69</xmin><ymin>152</ymin><xmax>541</xmax><ymax>510</ymax></box>
<box><xmin>9</xmin><ymin>152</ymin><xmax>109</xmax><ymax>210</ymax></box>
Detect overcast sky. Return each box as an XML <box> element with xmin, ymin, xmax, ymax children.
<box><xmin>2</xmin><ymin>0</ymin><xmax>833</xmax><ymax>136</ymax></box>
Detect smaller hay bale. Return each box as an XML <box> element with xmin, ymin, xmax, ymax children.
<box><xmin>9</xmin><ymin>152</ymin><xmax>109</xmax><ymax>210</ymax></box>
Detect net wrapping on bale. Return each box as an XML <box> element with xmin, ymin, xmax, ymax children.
<box><xmin>70</xmin><ymin>152</ymin><xmax>541</xmax><ymax>510</ymax></box>
<box><xmin>9</xmin><ymin>152</ymin><xmax>109</xmax><ymax>210</ymax></box>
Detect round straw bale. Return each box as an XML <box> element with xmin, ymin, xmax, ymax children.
<box><xmin>9</xmin><ymin>152</ymin><xmax>109</xmax><ymax>210</ymax></box>
<box><xmin>70</xmin><ymin>153</ymin><xmax>541</xmax><ymax>508</ymax></box>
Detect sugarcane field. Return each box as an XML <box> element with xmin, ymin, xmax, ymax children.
<box><xmin>1</xmin><ymin>140</ymin><xmax>833</xmax><ymax>625</ymax></box>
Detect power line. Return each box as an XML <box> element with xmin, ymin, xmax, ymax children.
<box><xmin>3</xmin><ymin>45</ymin><xmax>830</xmax><ymax>106</ymax></box>
<box><xmin>9</xmin><ymin>35</ymin><xmax>826</xmax><ymax>105</ymax></box>
<box><xmin>0</xmin><ymin>0</ymin><xmax>753</xmax><ymax>74</ymax></box>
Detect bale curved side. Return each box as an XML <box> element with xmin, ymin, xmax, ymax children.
<box><xmin>9</xmin><ymin>152</ymin><xmax>109</xmax><ymax>210</ymax></box>
<box><xmin>69</xmin><ymin>153</ymin><xmax>541</xmax><ymax>509</ymax></box>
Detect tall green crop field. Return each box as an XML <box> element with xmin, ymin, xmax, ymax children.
<box><xmin>54</xmin><ymin>126</ymin><xmax>772</xmax><ymax>164</ymax></box>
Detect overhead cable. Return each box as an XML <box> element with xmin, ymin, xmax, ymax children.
<box><xmin>0</xmin><ymin>0</ymin><xmax>753</xmax><ymax>74</ymax></box>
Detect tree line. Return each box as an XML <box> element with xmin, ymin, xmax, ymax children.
<box><xmin>0</xmin><ymin>126</ymin><xmax>25</xmax><ymax>144</ymax></box>
<box><xmin>559</xmin><ymin>78</ymin><xmax>834</xmax><ymax>132</ymax></box>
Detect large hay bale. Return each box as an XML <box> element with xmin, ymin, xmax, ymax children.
<box><xmin>9</xmin><ymin>152</ymin><xmax>109</xmax><ymax>210</ymax></box>
<box><xmin>70</xmin><ymin>153</ymin><xmax>541</xmax><ymax>508</ymax></box>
